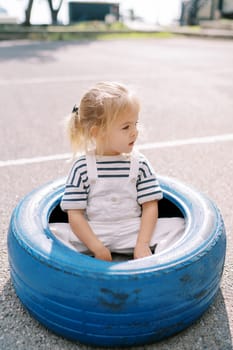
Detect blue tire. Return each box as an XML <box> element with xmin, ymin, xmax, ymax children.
<box><xmin>8</xmin><ymin>176</ymin><xmax>226</xmax><ymax>347</ymax></box>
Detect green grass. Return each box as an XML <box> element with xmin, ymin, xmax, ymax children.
<box><xmin>58</xmin><ymin>20</ymin><xmax>128</xmax><ymax>31</ymax></box>
<box><xmin>0</xmin><ymin>21</ymin><xmax>129</xmax><ymax>32</ymax></box>
<box><xmin>177</xmin><ymin>25</ymin><xmax>201</xmax><ymax>31</ymax></box>
<box><xmin>0</xmin><ymin>21</ymin><xmax>174</xmax><ymax>41</ymax></box>
<box><xmin>31</xmin><ymin>31</ymin><xmax>174</xmax><ymax>41</ymax></box>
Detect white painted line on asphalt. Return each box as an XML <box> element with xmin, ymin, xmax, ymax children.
<box><xmin>0</xmin><ymin>76</ymin><xmax>114</xmax><ymax>86</ymax></box>
<box><xmin>137</xmin><ymin>133</ymin><xmax>233</xmax><ymax>150</ymax></box>
<box><xmin>0</xmin><ymin>133</ymin><xmax>233</xmax><ymax>168</ymax></box>
<box><xmin>0</xmin><ymin>153</ymin><xmax>71</xmax><ymax>167</ymax></box>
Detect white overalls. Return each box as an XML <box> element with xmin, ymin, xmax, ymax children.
<box><xmin>50</xmin><ymin>152</ymin><xmax>185</xmax><ymax>255</ymax></box>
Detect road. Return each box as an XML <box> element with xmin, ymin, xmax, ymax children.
<box><xmin>0</xmin><ymin>37</ymin><xmax>233</xmax><ymax>350</ymax></box>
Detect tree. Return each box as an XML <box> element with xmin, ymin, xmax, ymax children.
<box><xmin>47</xmin><ymin>0</ymin><xmax>64</xmax><ymax>25</ymax></box>
<box><xmin>23</xmin><ymin>0</ymin><xmax>64</xmax><ymax>26</ymax></box>
<box><xmin>23</xmin><ymin>0</ymin><xmax>34</xmax><ymax>26</ymax></box>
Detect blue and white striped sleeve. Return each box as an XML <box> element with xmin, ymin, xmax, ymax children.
<box><xmin>60</xmin><ymin>156</ymin><xmax>89</xmax><ymax>211</ymax></box>
<box><xmin>137</xmin><ymin>157</ymin><xmax>163</xmax><ymax>205</ymax></box>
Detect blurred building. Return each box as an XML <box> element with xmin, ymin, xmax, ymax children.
<box><xmin>220</xmin><ymin>0</ymin><xmax>233</xmax><ymax>18</ymax></box>
<box><xmin>69</xmin><ymin>1</ymin><xmax>120</xmax><ymax>23</ymax></box>
<box><xmin>180</xmin><ymin>0</ymin><xmax>233</xmax><ymax>25</ymax></box>
<box><xmin>0</xmin><ymin>6</ymin><xmax>18</xmax><ymax>24</ymax></box>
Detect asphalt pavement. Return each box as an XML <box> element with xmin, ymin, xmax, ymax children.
<box><xmin>0</xmin><ymin>36</ymin><xmax>233</xmax><ymax>350</ymax></box>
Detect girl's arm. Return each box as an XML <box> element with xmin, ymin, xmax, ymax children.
<box><xmin>134</xmin><ymin>200</ymin><xmax>158</xmax><ymax>259</ymax></box>
<box><xmin>67</xmin><ymin>209</ymin><xmax>112</xmax><ymax>261</ymax></box>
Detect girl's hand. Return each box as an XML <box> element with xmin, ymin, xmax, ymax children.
<box><xmin>134</xmin><ymin>243</ymin><xmax>152</xmax><ymax>260</ymax></box>
<box><xmin>94</xmin><ymin>244</ymin><xmax>112</xmax><ymax>261</ymax></box>
<box><xmin>68</xmin><ymin>210</ymin><xmax>112</xmax><ymax>261</ymax></box>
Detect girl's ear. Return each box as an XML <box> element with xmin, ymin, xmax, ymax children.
<box><xmin>90</xmin><ymin>125</ymin><xmax>99</xmax><ymax>138</ymax></box>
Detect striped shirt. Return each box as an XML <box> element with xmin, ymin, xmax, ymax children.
<box><xmin>61</xmin><ymin>154</ymin><xmax>163</xmax><ymax>211</ymax></box>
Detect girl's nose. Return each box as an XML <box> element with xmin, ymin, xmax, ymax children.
<box><xmin>131</xmin><ymin>127</ymin><xmax>138</xmax><ymax>138</ymax></box>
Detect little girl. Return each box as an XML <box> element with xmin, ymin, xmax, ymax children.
<box><xmin>50</xmin><ymin>81</ymin><xmax>185</xmax><ymax>261</ymax></box>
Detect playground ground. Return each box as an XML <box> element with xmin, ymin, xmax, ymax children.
<box><xmin>0</xmin><ymin>36</ymin><xmax>232</xmax><ymax>349</ymax></box>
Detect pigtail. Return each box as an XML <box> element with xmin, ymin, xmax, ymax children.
<box><xmin>66</xmin><ymin>105</ymin><xmax>84</xmax><ymax>155</ymax></box>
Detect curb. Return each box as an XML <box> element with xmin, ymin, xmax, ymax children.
<box><xmin>169</xmin><ymin>28</ymin><xmax>233</xmax><ymax>40</ymax></box>
<box><xmin>0</xmin><ymin>28</ymin><xmax>232</xmax><ymax>41</ymax></box>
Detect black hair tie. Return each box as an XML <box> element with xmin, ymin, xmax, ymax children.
<box><xmin>72</xmin><ymin>104</ymin><xmax>79</xmax><ymax>113</ymax></box>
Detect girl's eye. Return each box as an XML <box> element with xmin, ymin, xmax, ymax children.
<box><xmin>122</xmin><ymin>125</ymin><xmax>129</xmax><ymax>130</ymax></box>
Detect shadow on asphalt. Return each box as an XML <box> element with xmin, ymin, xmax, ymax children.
<box><xmin>0</xmin><ymin>40</ymin><xmax>94</xmax><ymax>63</ymax></box>
<box><xmin>1</xmin><ymin>278</ymin><xmax>232</xmax><ymax>349</ymax></box>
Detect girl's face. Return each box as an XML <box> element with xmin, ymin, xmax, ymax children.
<box><xmin>96</xmin><ymin>107</ymin><xmax>139</xmax><ymax>156</ymax></box>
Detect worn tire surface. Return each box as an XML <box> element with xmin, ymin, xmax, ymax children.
<box><xmin>8</xmin><ymin>176</ymin><xmax>226</xmax><ymax>347</ymax></box>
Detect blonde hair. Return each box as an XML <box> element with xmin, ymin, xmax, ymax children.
<box><xmin>67</xmin><ymin>81</ymin><xmax>140</xmax><ymax>155</ymax></box>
